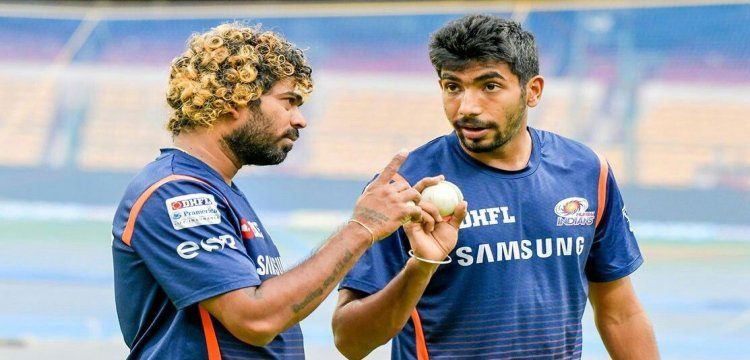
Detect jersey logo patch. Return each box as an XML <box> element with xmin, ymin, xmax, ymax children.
<box><xmin>176</xmin><ymin>234</ymin><xmax>238</xmax><ymax>259</ymax></box>
<box><xmin>241</xmin><ymin>218</ymin><xmax>264</xmax><ymax>239</ymax></box>
<box><xmin>554</xmin><ymin>197</ymin><xmax>595</xmax><ymax>226</ymax></box>
<box><xmin>166</xmin><ymin>193</ymin><xmax>221</xmax><ymax>230</ymax></box>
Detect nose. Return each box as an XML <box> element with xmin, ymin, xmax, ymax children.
<box><xmin>290</xmin><ymin>107</ymin><xmax>307</xmax><ymax>129</ymax></box>
<box><xmin>457</xmin><ymin>89</ymin><xmax>482</xmax><ymax>118</ymax></box>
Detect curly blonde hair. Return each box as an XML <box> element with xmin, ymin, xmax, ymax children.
<box><xmin>166</xmin><ymin>22</ymin><xmax>313</xmax><ymax>135</ymax></box>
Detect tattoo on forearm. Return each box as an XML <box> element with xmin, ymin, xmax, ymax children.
<box><xmin>354</xmin><ymin>207</ymin><xmax>389</xmax><ymax>225</ymax></box>
<box><xmin>291</xmin><ymin>250</ymin><xmax>354</xmax><ymax>313</ymax></box>
<box><xmin>323</xmin><ymin>250</ymin><xmax>353</xmax><ymax>288</ymax></box>
<box><xmin>291</xmin><ymin>288</ymin><xmax>323</xmax><ymax>313</ymax></box>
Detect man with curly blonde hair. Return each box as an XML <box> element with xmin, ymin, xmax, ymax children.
<box><xmin>112</xmin><ymin>23</ymin><xmax>467</xmax><ymax>359</ymax></box>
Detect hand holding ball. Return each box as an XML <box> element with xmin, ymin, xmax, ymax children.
<box><xmin>402</xmin><ymin>179</ymin><xmax>465</xmax><ymax>265</ymax></box>
<box><xmin>420</xmin><ymin>181</ymin><xmax>464</xmax><ymax>217</ymax></box>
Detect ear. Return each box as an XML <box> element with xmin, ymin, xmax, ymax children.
<box><xmin>525</xmin><ymin>75</ymin><xmax>545</xmax><ymax>108</ymax></box>
<box><xmin>226</xmin><ymin>107</ymin><xmax>241</xmax><ymax>120</ymax></box>
<box><xmin>222</xmin><ymin>106</ymin><xmax>246</xmax><ymax>125</ymax></box>
<box><xmin>213</xmin><ymin>107</ymin><xmax>245</xmax><ymax>136</ymax></box>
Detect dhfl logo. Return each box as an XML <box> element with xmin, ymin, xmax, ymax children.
<box><xmin>170</xmin><ymin>197</ymin><xmax>213</xmax><ymax>210</ymax></box>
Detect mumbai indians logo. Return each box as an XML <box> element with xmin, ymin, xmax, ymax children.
<box><xmin>554</xmin><ymin>197</ymin><xmax>595</xmax><ymax>226</ymax></box>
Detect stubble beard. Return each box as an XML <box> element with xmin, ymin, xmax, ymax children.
<box><xmin>456</xmin><ymin>95</ymin><xmax>527</xmax><ymax>154</ymax></box>
<box><xmin>222</xmin><ymin>109</ymin><xmax>297</xmax><ymax>167</ymax></box>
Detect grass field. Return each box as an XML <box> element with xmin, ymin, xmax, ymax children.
<box><xmin>1</xmin><ymin>219</ymin><xmax>748</xmax><ymax>359</ymax></box>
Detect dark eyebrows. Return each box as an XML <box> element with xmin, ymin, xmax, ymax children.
<box><xmin>439</xmin><ymin>71</ymin><xmax>507</xmax><ymax>84</ymax></box>
<box><xmin>282</xmin><ymin>91</ymin><xmax>304</xmax><ymax>106</ymax></box>
<box><xmin>440</xmin><ymin>73</ymin><xmax>461</xmax><ymax>82</ymax></box>
<box><xmin>474</xmin><ymin>71</ymin><xmax>506</xmax><ymax>82</ymax></box>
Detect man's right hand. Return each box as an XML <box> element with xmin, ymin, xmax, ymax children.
<box><xmin>404</xmin><ymin>183</ymin><xmax>467</xmax><ymax>262</ymax></box>
<box><xmin>351</xmin><ymin>151</ymin><xmax>423</xmax><ymax>242</ymax></box>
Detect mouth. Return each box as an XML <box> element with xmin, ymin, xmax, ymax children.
<box><xmin>282</xmin><ymin>129</ymin><xmax>299</xmax><ymax>149</ymax></box>
<box><xmin>281</xmin><ymin>137</ymin><xmax>296</xmax><ymax>149</ymax></box>
<box><xmin>455</xmin><ymin>117</ymin><xmax>493</xmax><ymax>140</ymax></box>
<box><xmin>283</xmin><ymin>128</ymin><xmax>300</xmax><ymax>142</ymax></box>
<box><xmin>459</xmin><ymin>126</ymin><xmax>490</xmax><ymax>140</ymax></box>
<box><xmin>279</xmin><ymin>138</ymin><xmax>295</xmax><ymax>153</ymax></box>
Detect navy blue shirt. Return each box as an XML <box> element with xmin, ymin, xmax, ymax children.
<box><xmin>113</xmin><ymin>149</ymin><xmax>304</xmax><ymax>359</ymax></box>
<box><xmin>341</xmin><ymin>128</ymin><xmax>642</xmax><ymax>359</ymax></box>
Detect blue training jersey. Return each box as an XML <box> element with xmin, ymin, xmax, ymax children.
<box><xmin>112</xmin><ymin>148</ymin><xmax>304</xmax><ymax>359</ymax></box>
<box><xmin>340</xmin><ymin>127</ymin><xmax>642</xmax><ymax>360</ymax></box>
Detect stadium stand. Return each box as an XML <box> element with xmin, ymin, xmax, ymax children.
<box><xmin>0</xmin><ymin>72</ymin><xmax>56</xmax><ymax>167</ymax></box>
<box><xmin>303</xmin><ymin>74</ymin><xmax>450</xmax><ymax>178</ymax></box>
<box><xmin>0</xmin><ymin>4</ymin><xmax>748</xmax><ymax>188</ymax></box>
<box><xmin>636</xmin><ymin>83</ymin><xmax>750</xmax><ymax>187</ymax></box>
<box><xmin>76</xmin><ymin>78</ymin><xmax>171</xmax><ymax>171</ymax></box>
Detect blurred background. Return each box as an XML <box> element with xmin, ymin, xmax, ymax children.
<box><xmin>0</xmin><ymin>0</ymin><xmax>748</xmax><ymax>359</ymax></box>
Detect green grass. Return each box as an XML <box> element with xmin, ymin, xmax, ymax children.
<box><xmin>0</xmin><ymin>220</ymin><xmax>112</xmax><ymax>246</ymax></box>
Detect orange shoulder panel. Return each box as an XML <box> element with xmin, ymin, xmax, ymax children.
<box><xmin>121</xmin><ymin>174</ymin><xmax>209</xmax><ymax>246</ymax></box>
<box><xmin>594</xmin><ymin>152</ymin><xmax>609</xmax><ymax>228</ymax></box>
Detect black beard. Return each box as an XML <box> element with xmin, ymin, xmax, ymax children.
<box><xmin>222</xmin><ymin>110</ymin><xmax>298</xmax><ymax>166</ymax></box>
<box><xmin>455</xmin><ymin>97</ymin><xmax>527</xmax><ymax>153</ymax></box>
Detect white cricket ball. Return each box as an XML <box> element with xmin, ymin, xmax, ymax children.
<box><xmin>421</xmin><ymin>181</ymin><xmax>464</xmax><ymax>217</ymax></box>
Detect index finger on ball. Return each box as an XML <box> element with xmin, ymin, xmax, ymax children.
<box><xmin>413</xmin><ymin>175</ymin><xmax>445</xmax><ymax>193</ymax></box>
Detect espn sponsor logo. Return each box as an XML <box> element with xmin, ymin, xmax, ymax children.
<box><xmin>176</xmin><ymin>234</ymin><xmax>237</xmax><ymax>259</ymax></box>
<box><xmin>166</xmin><ymin>193</ymin><xmax>221</xmax><ymax>230</ymax></box>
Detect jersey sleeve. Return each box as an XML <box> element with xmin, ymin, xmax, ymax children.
<box><xmin>585</xmin><ymin>166</ymin><xmax>644</xmax><ymax>282</ymax></box>
<box><xmin>339</xmin><ymin>228</ymin><xmax>410</xmax><ymax>295</ymax></box>
<box><xmin>130</xmin><ymin>180</ymin><xmax>261</xmax><ymax>309</ymax></box>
